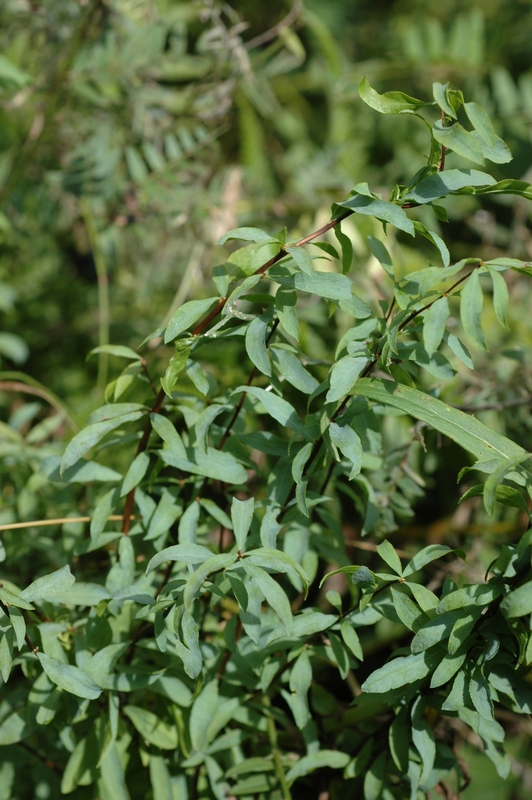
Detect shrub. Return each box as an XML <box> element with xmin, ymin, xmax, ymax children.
<box><xmin>1</xmin><ymin>80</ymin><xmax>532</xmax><ymax>799</ymax></box>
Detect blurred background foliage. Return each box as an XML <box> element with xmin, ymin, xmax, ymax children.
<box><xmin>1</xmin><ymin>0</ymin><xmax>532</xmax><ymax>795</ymax></box>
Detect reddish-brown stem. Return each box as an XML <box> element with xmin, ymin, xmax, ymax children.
<box><xmin>219</xmin><ymin>317</ymin><xmax>280</xmax><ymax>450</ymax></box>
<box><xmin>397</xmin><ymin>269</ymin><xmax>474</xmax><ymax>334</ymax></box>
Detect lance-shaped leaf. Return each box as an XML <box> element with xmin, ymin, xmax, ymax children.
<box><xmin>242</xmin><ymin>562</ymin><xmax>292</xmax><ymax>633</ymax></box>
<box><xmin>146</xmin><ymin>543</ymin><xmax>213</xmax><ymax>574</ymax></box>
<box><xmin>61</xmin><ymin>409</ymin><xmax>145</xmax><ymax>473</ymax></box>
<box><xmin>285</xmin><ymin>244</ymin><xmax>313</xmax><ymax>275</ymax></box>
<box><xmin>231</xmin><ymin>497</ymin><xmax>254</xmax><ymax>551</ymax></box>
<box><xmin>338</xmin><ymin>195</ymin><xmax>414</xmax><ymax>236</ymax></box>
<box><xmin>326</xmin><ymin>356</ymin><xmax>368</xmax><ymax>403</ymax></box>
<box><xmin>242</xmin><ymin>547</ymin><xmax>310</xmax><ymax>591</ymax></box>
<box><xmin>123</xmin><ymin>706</ymin><xmax>178</xmax><ymax>749</ymax></box>
<box><xmin>150</xmin><ymin>412</ymin><xmax>187</xmax><ymax>458</ymax></box>
<box><xmin>21</xmin><ymin>565</ymin><xmax>75</xmax><ymax>603</ymax></box>
<box><xmin>271</xmin><ymin>347</ymin><xmax>319</xmax><ymax>394</ymax></box>
<box><xmin>361</xmin><ymin>652</ymin><xmax>433</xmax><ymax>693</ymax></box>
<box><xmin>165</xmin><ymin>298</ymin><xmax>219</xmax><ymax>343</ymax></box>
<box><xmin>460</xmin><ymin>269</ymin><xmax>486</xmax><ymax>350</ymax></box>
<box><xmin>404</xmin><ymin>169</ymin><xmax>496</xmax><ymax>204</ymax></box>
<box><xmin>423</xmin><ymin>296</ymin><xmax>450</xmax><ymax>357</ymax></box>
<box><xmin>464</xmin><ymin>102</ymin><xmax>512</xmax><ymax>164</ymax></box>
<box><xmin>233</xmin><ymin>386</ymin><xmax>308</xmax><ymax>437</ymax></box>
<box><xmin>245</xmin><ymin>316</ymin><xmax>272</xmax><ymax>376</ymax></box>
<box><xmin>432</xmin><ymin>120</ymin><xmax>485</xmax><ymax>164</ymax></box>
<box><xmin>359</xmin><ymin>77</ymin><xmax>429</xmax><ymax>114</ymax></box>
<box><xmin>353</xmin><ymin>378</ymin><xmax>528</xmax><ymax>463</ymax></box>
<box><xmin>484</xmin><ymin>453</ymin><xmax>531</xmax><ymax>516</ymax></box>
<box><xmin>487</xmin><ymin>267</ymin><xmax>509</xmax><ymax>329</ymax></box>
<box><xmin>121</xmin><ymin>451</ymin><xmax>150</xmax><ymax>497</ymax></box>
<box><xmin>329</xmin><ymin>422</ymin><xmax>363</xmax><ymax>479</ymax></box>
<box><xmin>37</xmin><ymin>653</ymin><xmax>101</xmax><ymax>700</ymax></box>
<box><xmin>161</xmin><ymin>338</ymin><xmax>192</xmax><ymax>396</ymax></box>
<box><xmin>158</xmin><ymin>446</ymin><xmax>248</xmax><ymax>484</ymax></box>
<box><xmin>217</xmin><ymin>227</ymin><xmax>276</xmax><ymax>245</ymax></box>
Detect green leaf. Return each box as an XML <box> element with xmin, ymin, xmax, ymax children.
<box><xmin>161</xmin><ymin>338</ymin><xmax>192</xmax><ymax>396</ymax></box>
<box><xmin>376</xmin><ymin>540</ymin><xmax>403</xmax><ymax>575</ymax></box>
<box><xmin>100</xmin><ymin>743</ymin><xmax>131</xmax><ymax>800</ymax></box>
<box><xmin>464</xmin><ymin>102</ymin><xmax>512</xmax><ymax>164</ymax></box>
<box><xmin>461</xmin><ymin>269</ymin><xmax>487</xmax><ymax>350</ymax></box>
<box><xmin>292</xmin><ymin>270</ymin><xmax>354</xmax><ymax>302</ymax></box>
<box><xmin>334</xmin><ymin>226</ymin><xmax>354</xmax><ymax>274</ymax></box>
<box><xmin>389</xmin><ymin>709</ymin><xmax>409</xmax><ymax>773</ymax></box>
<box><xmin>165</xmin><ymin>298</ymin><xmax>219</xmax><ymax>343</ymax></box>
<box><xmin>146</xmin><ymin>543</ymin><xmax>213</xmax><ymax>574</ymax></box>
<box><xmin>413</xmin><ymin>221</ymin><xmax>450</xmax><ymax>267</ymax></box>
<box><xmin>233</xmin><ymin>386</ymin><xmax>307</xmax><ymax>437</ymax></box>
<box><xmin>390</xmin><ymin>587</ymin><xmax>426</xmax><ymax>631</ymax></box>
<box><xmin>175</xmin><ymin>608</ymin><xmax>202</xmax><ymax>679</ymax></box>
<box><xmin>0</xmin><ymin>709</ymin><xmax>31</xmax><ymax>745</ymax></box>
<box><xmin>340</xmin><ymin>620</ymin><xmax>363</xmax><ymax>660</ymax></box>
<box><xmin>444</xmin><ymin>332</ymin><xmax>474</xmax><ymax>369</ymax></box>
<box><xmin>21</xmin><ymin>565</ymin><xmax>75</xmax><ymax>602</ymax></box>
<box><xmin>404</xmin><ymin>168</ymin><xmax>496</xmax><ymax>204</ymax></box>
<box><xmin>146</xmin><ymin>489</ymin><xmax>182</xmax><ymax>540</ymax></box>
<box><xmin>150</xmin><ymin>413</ymin><xmax>187</xmax><ymax>458</ymax></box>
<box><xmin>338</xmin><ymin>195</ymin><xmax>415</xmax><ymax>236</ymax></box>
<box><xmin>326</xmin><ymin>356</ymin><xmax>368</xmax><ymax>403</ymax></box>
<box><xmin>245</xmin><ymin>317</ymin><xmax>272</xmax><ymax>376</ymax></box>
<box><xmin>271</xmin><ymin>347</ymin><xmax>319</xmax><ymax>394</ymax></box>
<box><xmin>61</xmin><ymin>410</ymin><xmax>145</xmax><ymax>473</ymax></box>
<box><xmin>329</xmin><ymin>422</ymin><xmax>363</xmax><ymax>479</ymax></box>
<box><xmin>432</xmin><ymin>81</ymin><xmax>457</xmax><ymax>119</ymax></box>
<box><xmin>285</xmin><ymin>245</ymin><xmax>313</xmax><ymax>275</ymax></box>
<box><xmin>501</xmin><ymin>583</ymin><xmax>532</xmax><ymax>619</ymax></box>
<box><xmin>88</xmin><ymin>344</ymin><xmax>142</xmax><ymax>361</ymax></box>
<box><xmin>367</xmin><ymin>236</ymin><xmax>394</xmax><ymax>278</ymax></box>
<box><xmin>183</xmin><ymin>554</ymin><xmax>237</xmax><ymax>608</ymax></box>
<box><xmin>217</xmin><ymin>227</ymin><xmax>276</xmax><ymax>245</ymax></box>
<box><xmin>275</xmin><ymin>287</ymin><xmax>299</xmax><ymax>340</ymax></box>
<box><xmin>484</xmin><ymin>453</ymin><xmax>531</xmax><ymax>516</ymax></box>
<box><xmin>231</xmin><ymin>497</ymin><xmax>254</xmax><ymax>551</ymax></box>
<box><xmin>195</xmin><ymin>403</ymin><xmax>230</xmax><ymax>453</ymax></box>
<box><xmin>290</xmin><ymin>442</ymin><xmax>312</xmax><ymax>488</ymax></box>
<box><xmin>37</xmin><ymin>653</ymin><xmax>102</xmax><ymax>700</ymax></box>
<box><xmin>487</xmin><ymin>267</ymin><xmax>509</xmax><ymax>328</ymax></box>
<box><xmin>423</xmin><ymin>296</ymin><xmax>450</xmax><ymax>357</ymax></box>
<box><xmin>430</xmin><ymin>649</ymin><xmax>468</xmax><ymax>688</ymax></box>
<box><xmin>82</xmin><ymin>643</ymin><xmax>128</xmax><ymax>688</ymax></box>
<box><xmin>411</xmin><ymin>697</ymin><xmax>436</xmax><ymax>784</ymax></box>
<box><xmin>432</xmin><ymin>120</ymin><xmax>485</xmax><ymax>164</ymax></box>
<box><xmin>178</xmin><ymin>501</ymin><xmax>200</xmax><ymax>545</ymax></box>
<box><xmin>403</xmin><ymin>544</ymin><xmax>464</xmax><ymax>578</ymax></box>
<box><xmin>0</xmin><ymin>586</ymin><xmax>34</xmax><ymax>611</ymax></box>
<box><xmin>150</xmin><ymin>756</ymin><xmax>173</xmax><ymax>800</ymax></box>
<box><xmin>243</xmin><ymin>548</ymin><xmax>310</xmax><ymax>591</ymax></box>
<box><xmin>359</xmin><ymin>77</ymin><xmax>429</xmax><ymax>114</ymax></box>
<box><xmin>285</xmin><ymin>751</ymin><xmax>350</xmax><ymax>784</ymax></box>
<box><xmin>353</xmin><ymin>378</ymin><xmax>528</xmax><ymax>464</ymax></box>
<box><xmin>158</xmin><ymin>446</ymin><xmax>248</xmax><ymax>485</ymax></box>
<box><xmin>187</xmin><ymin>360</ymin><xmax>210</xmax><ymax>395</ymax></box>
<box><xmin>361</xmin><ymin>651</ymin><xmax>432</xmax><ymax>692</ymax></box>
<box><xmin>124</xmin><ymin>706</ymin><xmax>178</xmax><ymax>749</ymax></box>
<box><xmin>242</xmin><ymin>562</ymin><xmax>292</xmax><ymax>633</ymax></box>
<box><xmin>121</xmin><ymin>451</ymin><xmax>150</xmax><ymax>497</ymax></box>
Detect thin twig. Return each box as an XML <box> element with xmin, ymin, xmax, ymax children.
<box><xmin>0</xmin><ymin>515</ymin><xmax>138</xmax><ymax>532</ymax></box>
<box><xmin>244</xmin><ymin>1</ymin><xmax>303</xmax><ymax>50</ymax></box>
<box><xmin>0</xmin><ymin>378</ymin><xmax>78</xmax><ymax>432</ymax></box>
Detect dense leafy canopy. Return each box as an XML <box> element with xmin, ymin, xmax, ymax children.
<box><xmin>2</xmin><ymin>2</ymin><xmax>532</xmax><ymax>800</ymax></box>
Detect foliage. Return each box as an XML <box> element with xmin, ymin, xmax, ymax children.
<box><xmin>1</xmin><ymin>70</ymin><xmax>532</xmax><ymax>800</ymax></box>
